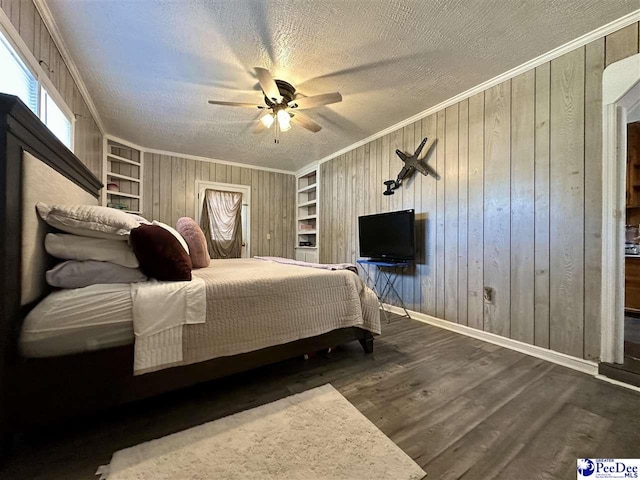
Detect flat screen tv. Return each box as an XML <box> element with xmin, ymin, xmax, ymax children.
<box><xmin>358</xmin><ymin>209</ymin><xmax>415</xmax><ymax>262</ymax></box>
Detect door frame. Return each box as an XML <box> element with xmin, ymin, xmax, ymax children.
<box><xmin>601</xmin><ymin>53</ymin><xmax>640</xmax><ymax>364</ymax></box>
<box><xmin>195</xmin><ymin>180</ymin><xmax>251</xmax><ymax>258</ymax></box>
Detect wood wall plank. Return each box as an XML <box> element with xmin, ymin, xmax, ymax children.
<box><xmin>605</xmin><ymin>22</ymin><xmax>639</xmax><ymax>67</ymax></box>
<box><xmin>436</xmin><ymin>110</ymin><xmax>446</xmax><ymax>318</ymax></box>
<box><xmin>143</xmin><ymin>152</ymin><xmax>153</xmax><ymax>219</ymax></box>
<box><xmin>159</xmin><ymin>155</ymin><xmax>172</xmax><ymax>224</ymax></box>
<box><xmin>510</xmin><ymin>70</ymin><xmax>535</xmax><ymax>344</ymax></box>
<box><xmin>18</xmin><ymin>0</ymin><xmax>35</xmax><ymax>52</ymax></box>
<box><xmin>332</xmin><ymin>155</ymin><xmax>339</xmax><ymax>262</ymax></box>
<box><xmin>346</xmin><ymin>150</ymin><xmax>354</xmax><ymax>261</ymax></box>
<box><xmin>413</xmin><ymin>121</ymin><xmax>423</xmax><ymax>312</ymax></box>
<box><xmin>171</xmin><ymin>156</ymin><xmax>186</xmax><ymax>226</ymax></box>
<box><xmin>251</xmin><ymin>169</ymin><xmax>259</xmax><ymax>256</ymax></box>
<box><xmin>483</xmin><ymin>80</ymin><xmax>511</xmax><ymax>338</ymax></box>
<box><xmin>458</xmin><ymin>99</ymin><xmax>469</xmax><ymax>326</ymax></box>
<box><xmin>444</xmin><ymin>105</ymin><xmax>459</xmax><ymax>323</ymax></box>
<box><xmin>467</xmin><ymin>92</ymin><xmax>485</xmax><ymax>330</ymax></box>
<box><xmin>185</xmin><ymin>158</ymin><xmax>196</xmax><ymax>221</ymax></box>
<box><xmin>420</xmin><ymin>114</ymin><xmax>438</xmax><ymax>317</ymax></box>
<box><xmin>584</xmin><ymin>38</ymin><xmax>605</xmax><ymax>360</ymax></box>
<box><xmin>356</xmin><ymin>145</ymin><xmax>365</xmax><ymax>260</ymax></box>
<box><xmin>389</xmin><ymin>129</ymin><xmax>404</xmax><ymax>305</ymax></box>
<box><xmin>274</xmin><ymin>173</ymin><xmax>283</xmax><ymax>257</ymax></box>
<box><xmin>402</xmin><ymin>124</ymin><xmax>416</xmax><ymax>310</ymax></box>
<box><xmin>336</xmin><ymin>155</ymin><xmax>346</xmax><ymax>262</ymax></box>
<box><xmin>152</xmin><ymin>154</ymin><xmax>160</xmax><ymax>221</ymax></box>
<box><xmin>534</xmin><ymin>63</ymin><xmax>551</xmax><ymax>349</ymax></box>
<box><xmin>549</xmin><ymin>48</ymin><xmax>585</xmax><ymax>358</ymax></box>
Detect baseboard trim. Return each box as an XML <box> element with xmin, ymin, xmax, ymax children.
<box><xmin>382</xmin><ymin>303</ymin><xmax>598</xmax><ymax>376</ymax></box>
<box><xmin>594</xmin><ymin>374</ymin><xmax>640</xmax><ymax>393</ymax></box>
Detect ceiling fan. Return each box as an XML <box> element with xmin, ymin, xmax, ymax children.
<box><xmin>208</xmin><ymin>67</ymin><xmax>342</xmax><ymax>143</ymax></box>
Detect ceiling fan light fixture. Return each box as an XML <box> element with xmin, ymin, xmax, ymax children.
<box><xmin>260</xmin><ymin>113</ymin><xmax>275</xmax><ymax>129</ymax></box>
<box><xmin>277</xmin><ymin>110</ymin><xmax>291</xmax><ymax>132</ymax></box>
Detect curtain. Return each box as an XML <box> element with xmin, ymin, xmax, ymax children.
<box><xmin>200</xmin><ymin>189</ymin><xmax>243</xmax><ymax>259</ymax></box>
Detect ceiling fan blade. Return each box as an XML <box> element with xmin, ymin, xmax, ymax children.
<box><xmin>288</xmin><ymin>92</ymin><xmax>342</xmax><ymax>110</ymax></box>
<box><xmin>255</xmin><ymin>67</ymin><xmax>282</xmax><ymax>103</ymax></box>
<box><xmin>208</xmin><ymin>100</ymin><xmax>264</xmax><ymax>108</ymax></box>
<box><xmin>291</xmin><ymin>112</ymin><xmax>322</xmax><ymax>133</ymax></box>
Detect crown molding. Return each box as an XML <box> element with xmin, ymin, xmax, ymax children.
<box><xmin>295</xmin><ymin>161</ymin><xmax>320</xmax><ymax>177</ymax></box>
<box><xmin>34</xmin><ymin>0</ymin><xmax>106</xmax><ymax>135</ymax></box>
<box><xmin>309</xmin><ymin>9</ymin><xmax>640</xmax><ymax>169</ymax></box>
<box><xmin>106</xmin><ymin>135</ymin><xmax>295</xmax><ymax>175</ymax></box>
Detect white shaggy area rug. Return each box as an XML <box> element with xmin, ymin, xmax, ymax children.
<box><xmin>96</xmin><ymin>384</ymin><xmax>426</xmax><ymax>480</ymax></box>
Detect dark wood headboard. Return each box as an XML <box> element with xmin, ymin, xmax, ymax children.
<box><xmin>0</xmin><ymin>94</ymin><xmax>102</xmax><ymax>436</ymax></box>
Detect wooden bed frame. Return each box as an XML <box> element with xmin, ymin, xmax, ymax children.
<box><xmin>0</xmin><ymin>94</ymin><xmax>373</xmax><ymax>438</ymax></box>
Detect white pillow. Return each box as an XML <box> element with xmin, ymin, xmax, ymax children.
<box><xmin>45</xmin><ymin>233</ymin><xmax>139</xmax><ymax>268</ymax></box>
<box><xmin>152</xmin><ymin>220</ymin><xmax>190</xmax><ymax>255</ymax></box>
<box><xmin>46</xmin><ymin>260</ymin><xmax>147</xmax><ymax>289</ymax></box>
<box><xmin>128</xmin><ymin>213</ymin><xmax>151</xmax><ymax>224</ymax></box>
<box><xmin>36</xmin><ymin>203</ymin><xmax>140</xmax><ymax>241</ymax></box>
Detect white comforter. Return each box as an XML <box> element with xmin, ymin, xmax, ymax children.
<box><xmin>131</xmin><ymin>258</ymin><xmax>380</xmax><ymax>374</ymax></box>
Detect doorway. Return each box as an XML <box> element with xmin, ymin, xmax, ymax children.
<box><xmin>600</xmin><ymin>53</ymin><xmax>640</xmax><ymax>385</ymax></box>
<box><xmin>195</xmin><ymin>180</ymin><xmax>251</xmax><ymax>258</ymax></box>
<box><xmin>625</xmin><ymin>120</ymin><xmax>640</xmax><ymax>361</ymax></box>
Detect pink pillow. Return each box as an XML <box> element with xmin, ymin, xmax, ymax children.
<box><xmin>176</xmin><ymin>217</ymin><xmax>210</xmax><ymax>268</ymax></box>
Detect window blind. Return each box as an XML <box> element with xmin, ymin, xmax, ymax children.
<box><xmin>0</xmin><ymin>30</ymin><xmax>38</xmax><ymax>113</ymax></box>
<box><xmin>41</xmin><ymin>87</ymin><xmax>72</xmax><ymax>149</ymax></box>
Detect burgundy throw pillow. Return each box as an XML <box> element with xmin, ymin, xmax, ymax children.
<box><xmin>176</xmin><ymin>217</ymin><xmax>210</xmax><ymax>268</ymax></box>
<box><xmin>130</xmin><ymin>224</ymin><xmax>192</xmax><ymax>281</ymax></box>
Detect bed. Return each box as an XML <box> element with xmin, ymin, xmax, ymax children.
<box><xmin>0</xmin><ymin>94</ymin><xmax>378</xmax><ymax>439</ymax></box>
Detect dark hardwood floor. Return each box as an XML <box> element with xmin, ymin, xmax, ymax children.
<box><xmin>2</xmin><ymin>315</ymin><xmax>640</xmax><ymax>480</ymax></box>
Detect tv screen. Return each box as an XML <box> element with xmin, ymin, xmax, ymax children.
<box><xmin>358</xmin><ymin>210</ymin><xmax>415</xmax><ymax>261</ymax></box>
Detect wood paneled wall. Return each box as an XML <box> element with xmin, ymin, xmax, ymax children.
<box><xmin>142</xmin><ymin>153</ymin><xmax>296</xmax><ymax>259</ymax></box>
<box><xmin>319</xmin><ymin>22</ymin><xmax>640</xmax><ymax>361</ymax></box>
<box><xmin>0</xmin><ymin>0</ymin><xmax>102</xmax><ymax>177</ymax></box>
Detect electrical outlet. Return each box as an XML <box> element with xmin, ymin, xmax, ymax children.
<box><xmin>483</xmin><ymin>287</ymin><xmax>494</xmax><ymax>304</ymax></box>
<box><xmin>267</xmin><ymin>233</ymin><xmax>271</xmax><ymax>240</ymax></box>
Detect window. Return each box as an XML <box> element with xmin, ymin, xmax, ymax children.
<box><xmin>40</xmin><ymin>87</ymin><xmax>72</xmax><ymax>149</ymax></box>
<box><xmin>0</xmin><ymin>25</ymin><xmax>74</xmax><ymax>151</ymax></box>
<box><xmin>0</xmin><ymin>29</ymin><xmax>37</xmax><ymax>113</ymax></box>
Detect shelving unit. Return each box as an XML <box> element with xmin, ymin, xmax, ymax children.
<box><xmin>102</xmin><ymin>138</ymin><xmax>143</xmax><ymax>215</ymax></box>
<box><xmin>295</xmin><ymin>166</ymin><xmax>319</xmax><ymax>262</ymax></box>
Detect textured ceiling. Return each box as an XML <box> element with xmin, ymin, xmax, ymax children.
<box><xmin>47</xmin><ymin>0</ymin><xmax>638</xmax><ymax>171</ymax></box>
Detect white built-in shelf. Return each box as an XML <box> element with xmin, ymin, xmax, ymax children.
<box><xmin>106</xmin><ymin>190</ymin><xmax>140</xmax><ymax>199</ymax></box>
<box><xmin>108</xmin><ymin>172</ymin><xmax>141</xmax><ymax>183</ymax></box>
<box><xmin>104</xmin><ymin>138</ymin><xmax>143</xmax><ymax>215</ymax></box>
<box><xmin>296</xmin><ymin>167</ymin><xmax>319</xmax><ymax>262</ymax></box>
<box><xmin>297</xmin><ymin>183</ymin><xmax>317</xmax><ymax>194</ymax></box>
<box><xmin>108</xmin><ymin>153</ymin><xmax>140</xmax><ymax>166</ymax></box>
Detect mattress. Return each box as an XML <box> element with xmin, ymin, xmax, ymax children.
<box><xmin>20</xmin><ymin>283</ymin><xmax>134</xmax><ymax>358</ymax></box>
<box><xmin>132</xmin><ymin>258</ymin><xmax>380</xmax><ymax>374</ymax></box>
